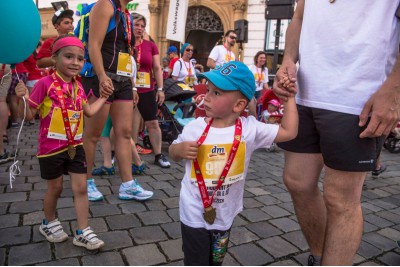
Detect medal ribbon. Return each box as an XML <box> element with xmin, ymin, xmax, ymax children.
<box><xmin>193</xmin><ymin>118</ymin><xmax>242</xmax><ymax>208</ymax></box>
<box><xmin>135</xmin><ymin>40</ymin><xmax>143</xmax><ymax>69</ymax></box>
<box><xmin>224</xmin><ymin>44</ymin><xmax>233</xmax><ymax>62</ymax></box>
<box><xmin>119</xmin><ymin>9</ymin><xmax>132</xmax><ymax>54</ymax></box>
<box><xmin>51</xmin><ymin>73</ymin><xmax>81</xmax><ymax>147</ymax></box>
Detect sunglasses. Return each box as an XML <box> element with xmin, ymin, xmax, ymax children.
<box><xmin>185</xmin><ymin>48</ymin><xmax>194</xmax><ymax>52</ymax></box>
<box><xmin>229</xmin><ymin>36</ymin><xmax>237</xmax><ymax>40</ymax></box>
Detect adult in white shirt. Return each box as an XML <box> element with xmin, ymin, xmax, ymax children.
<box><xmin>248</xmin><ymin>51</ymin><xmax>269</xmax><ymax>100</ymax></box>
<box><xmin>207</xmin><ymin>30</ymin><xmax>237</xmax><ymax>69</ymax></box>
<box><xmin>172</xmin><ymin>43</ymin><xmax>198</xmax><ymax>87</ymax></box>
<box><xmin>273</xmin><ymin>0</ymin><xmax>400</xmax><ymax>265</ymax></box>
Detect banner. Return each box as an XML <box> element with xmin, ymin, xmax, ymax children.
<box><xmin>166</xmin><ymin>0</ymin><xmax>188</xmax><ymax>43</ymax></box>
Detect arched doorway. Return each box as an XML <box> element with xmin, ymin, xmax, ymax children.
<box><xmin>185</xmin><ymin>6</ymin><xmax>224</xmax><ymax>71</ymax></box>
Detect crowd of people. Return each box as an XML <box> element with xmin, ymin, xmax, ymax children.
<box><xmin>1</xmin><ymin>0</ymin><xmax>399</xmax><ymax>264</ymax></box>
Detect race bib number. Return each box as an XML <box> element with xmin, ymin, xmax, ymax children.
<box><xmin>116</xmin><ymin>52</ymin><xmax>133</xmax><ymax>77</ymax></box>
<box><xmin>185</xmin><ymin>75</ymin><xmax>195</xmax><ymax>87</ymax></box>
<box><xmin>136</xmin><ymin>72</ymin><xmax>151</xmax><ymax>88</ymax></box>
<box><xmin>190</xmin><ymin>142</ymin><xmax>246</xmax><ymax>187</ymax></box>
<box><xmin>47</xmin><ymin>108</ymin><xmax>83</xmax><ymax>140</ymax></box>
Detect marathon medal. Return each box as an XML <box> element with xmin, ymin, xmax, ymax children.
<box><xmin>67</xmin><ymin>145</ymin><xmax>76</xmax><ymax>160</ymax></box>
<box><xmin>204</xmin><ymin>206</ymin><xmax>216</xmax><ymax>225</ymax></box>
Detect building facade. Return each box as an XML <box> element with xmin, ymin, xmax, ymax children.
<box><xmin>36</xmin><ymin>0</ymin><xmax>279</xmax><ymax>68</ymax></box>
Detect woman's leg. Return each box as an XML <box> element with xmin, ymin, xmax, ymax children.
<box><xmin>110</xmin><ymin>101</ymin><xmax>134</xmax><ymax>183</ymax></box>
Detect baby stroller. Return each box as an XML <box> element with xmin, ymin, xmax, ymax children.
<box><xmin>142</xmin><ymin>79</ymin><xmax>197</xmax><ymax>148</ymax></box>
<box><xmin>257</xmin><ymin>90</ymin><xmax>283</xmax><ymax>152</ymax></box>
<box><xmin>383</xmin><ymin>122</ymin><xmax>400</xmax><ymax>153</ymax></box>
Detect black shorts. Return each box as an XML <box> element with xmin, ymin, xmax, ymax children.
<box><xmin>278</xmin><ymin>105</ymin><xmax>385</xmax><ymax>172</ymax></box>
<box><xmin>137</xmin><ymin>90</ymin><xmax>158</xmax><ymax>121</ymax></box>
<box><xmin>38</xmin><ymin>145</ymin><xmax>87</xmax><ymax>180</ymax></box>
<box><xmin>181</xmin><ymin>222</ymin><xmax>231</xmax><ymax>266</ymax></box>
<box><xmin>81</xmin><ymin>75</ymin><xmax>133</xmax><ymax>103</ymax></box>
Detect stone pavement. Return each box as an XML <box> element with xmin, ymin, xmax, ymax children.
<box><xmin>0</xmin><ymin>124</ymin><xmax>400</xmax><ymax>266</ymax></box>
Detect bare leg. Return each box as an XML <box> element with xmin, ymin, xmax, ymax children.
<box><xmin>283</xmin><ymin>151</ymin><xmax>326</xmax><ymax>257</ymax></box>
<box><xmin>83</xmin><ymin>97</ymin><xmax>110</xmax><ymax>179</ymax></box>
<box><xmin>110</xmin><ymin>101</ymin><xmax>133</xmax><ymax>183</ymax></box>
<box><xmin>130</xmin><ymin>138</ymin><xmax>142</xmax><ymax>166</ymax></box>
<box><xmin>322</xmin><ymin>167</ymin><xmax>366</xmax><ymax>265</ymax></box>
<box><xmin>100</xmin><ymin>136</ymin><xmax>113</xmax><ymax>168</ymax></box>
<box><xmin>0</xmin><ymin>97</ymin><xmax>8</xmax><ymax>153</ymax></box>
<box><xmin>146</xmin><ymin>120</ymin><xmax>162</xmax><ymax>155</ymax></box>
<box><xmin>70</xmin><ymin>173</ymin><xmax>89</xmax><ymax>230</ymax></box>
<box><xmin>9</xmin><ymin>95</ymin><xmax>19</xmax><ymax>124</ymax></box>
<box><xmin>132</xmin><ymin>107</ymin><xmax>141</xmax><ymax>144</ymax></box>
<box><xmin>43</xmin><ymin>176</ymin><xmax>63</xmax><ymax>221</ymax></box>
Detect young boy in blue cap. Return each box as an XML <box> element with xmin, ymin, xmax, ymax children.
<box><xmin>169</xmin><ymin>61</ymin><xmax>298</xmax><ymax>265</ymax></box>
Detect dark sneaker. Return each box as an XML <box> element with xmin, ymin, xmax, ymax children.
<box><xmin>372</xmin><ymin>164</ymin><xmax>387</xmax><ymax>176</ymax></box>
<box><xmin>73</xmin><ymin>227</ymin><xmax>104</xmax><ymax>250</ymax></box>
<box><xmin>39</xmin><ymin>218</ymin><xmax>68</xmax><ymax>243</ymax></box>
<box><xmin>308</xmin><ymin>255</ymin><xmax>321</xmax><ymax>266</ymax></box>
<box><xmin>0</xmin><ymin>151</ymin><xmax>12</xmax><ymax>165</ymax></box>
<box><xmin>155</xmin><ymin>154</ymin><xmax>170</xmax><ymax>168</ymax></box>
<box><xmin>132</xmin><ymin>162</ymin><xmax>147</xmax><ymax>175</ymax></box>
<box><xmin>91</xmin><ymin>165</ymin><xmax>115</xmax><ymax>176</ymax></box>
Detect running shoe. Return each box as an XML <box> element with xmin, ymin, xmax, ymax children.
<box><xmin>136</xmin><ymin>144</ymin><xmax>152</xmax><ymax>155</ymax></box>
<box><xmin>87</xmin><ymin>178</ymin><xmax>104</xmax><ymax>201</ymax></box>
<box><xmin>73</xmin><ymin>227</ymin><xmax>105</xmax><ymax>250</ymax></box>
<box><xmin>132</xmin><ymin>162</ymin><xmax>147</xmax><ymax>175</ymax></box>
<box><xmin>91</xmin><ymin>165</ymin><xmax>115</xmax><ymax>176</ymax></box>
<box><xmin>39</xmin><ymin>218</ymin><xmax>69</xmax><ymax>243</ymax></box>
<box><xmin>372</xmin><ymin>164</ymin><xmax>387</xmax><ymax>176</ymax></box>
<box><xmin>0</xmin><ymin>151</ymin><xmax>12</xmax><ymax>165</ymax></box>
<box><xmin>155</xmin><ymin>153</ymin><xmax>171</xmax><ymax>168</ymax></box>
<box><xmin>119</xmin><ymin>179</ymin><xmax>153</xmax><ymax>200</ymax></box>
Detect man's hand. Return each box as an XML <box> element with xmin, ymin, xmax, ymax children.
<box><xmin>273</xmin><ymin>62</ymin><xmax>298</xmax><ymax>101</ymax></box>
<box><xmin>359</xmin><ymin>85</ymin><xmax>400</xmax><ymax>138</ymax></box>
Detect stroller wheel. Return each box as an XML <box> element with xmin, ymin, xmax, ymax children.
<box><xmin>265</xmin><ymin>143</ymin><xmax>276</xmax><ymax>152</ymax></box>
<box><xmin>143</xmin><ymin>136</ymin><xmax>152</xmax><ymax>149</ymax></box>
<box><xmin>385</xmin><ymin>137</ymin><xmax>400</xmax><ymax>153</ymax></box>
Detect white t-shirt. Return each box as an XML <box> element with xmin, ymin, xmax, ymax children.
<box><xmin>248</xmin><ymin>65</ymin><xmax>269</xmax><ymax>92</ymax></box>
<box><xmin>171</xmin><ymin>58</ymin><xmax>198</xmax><ymax>85</ymax></box>
<box><xmin>173</xmin><ymin>116</ymin><xmax>279</xmax><ymax>231</ymax></box>
<box><xmin>297</xmin><ymin>0</ymin><xmax>400</xmax><ymax>115</ymax></box>
<box><xmin>208</xmin><ymin>45</ymin><xmax>236</xmax><ymax>68</ymax></box>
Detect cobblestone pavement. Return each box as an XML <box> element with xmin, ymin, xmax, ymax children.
<box><xmin>0</xmin><ymin>125</ymin><xmax>399</xmax><ymax>266</ymax></box>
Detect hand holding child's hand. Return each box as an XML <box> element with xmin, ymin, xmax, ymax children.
<box><xmin>99</xmin><ymin>77</ymin><xmax>113</xmax><ymax>98</ymax></box>
<box><xmin>15</xmin><ymin>81</ymin><xmax>28</xmax><ymax>98</ymax></box>
<box><xmin>179</xmin><ymin>141</ymin><xmax>199</xmax><ymax>160</ymax></box>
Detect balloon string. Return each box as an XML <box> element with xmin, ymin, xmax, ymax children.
<box><xmin>9</xmin><ymin>70</ymin><xmax>24</xmax><ymax>189</ymax></box>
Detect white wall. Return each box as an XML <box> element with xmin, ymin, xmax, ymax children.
<box><xmin>35</xmin><ymin>0</ymin><xmax>150</xmax><ymax>31</ymax></box>
<box><xmin>243</xmin><ymin>0</ymin><xmax>266</xmax><ymax>65</ymax></box>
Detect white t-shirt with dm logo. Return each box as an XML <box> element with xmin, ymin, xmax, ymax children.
<box><xmin>173</xmin><ymin>116</ymin><xmax>278</xmax><ymax>231</ymax></box>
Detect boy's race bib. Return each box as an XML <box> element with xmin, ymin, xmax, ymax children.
<box><xmin>190</xmin><ymin>142</ymin><xmax>246</xmax><ymax>187</ymax></box>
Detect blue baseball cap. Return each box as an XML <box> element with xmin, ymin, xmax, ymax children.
<box><xmin>198</xmin><ymin>62</ymin><xmax>255</xmax><ymax>101</ymax></box>
<box><xmin>167</xmin><ymin>46</ymin><xmax>178</xmax><ymax>54</ymax></box>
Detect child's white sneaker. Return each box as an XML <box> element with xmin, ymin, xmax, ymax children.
<box><xmin>73</xmin><ymin>227</ymin><xmax>104</xmax><ymax>250</ymax></box>
<box><xmin>39</xmin><ymin>218</ymin><xmax>68</xmax><ymax>243</ymax></box>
